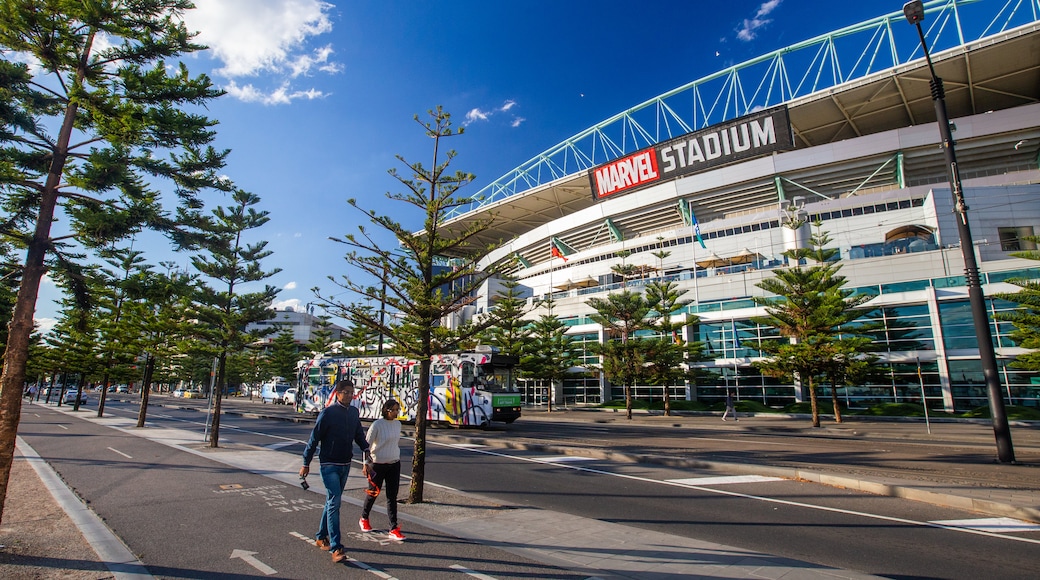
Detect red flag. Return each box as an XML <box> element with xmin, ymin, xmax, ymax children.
<box><xmin>551</xmin><ymin>243</ymin><xmax>568</xmax><ymax>262</ymax></box>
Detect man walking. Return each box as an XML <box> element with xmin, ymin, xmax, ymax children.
<box><xmin>299</xmin><ymin>379</ymin><xmax>371</xmax><ymax>563</ymax></box>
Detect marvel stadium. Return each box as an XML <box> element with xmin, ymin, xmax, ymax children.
<box><xmin>444</xmin><ymin>0</ymin><xmax>1040</xmax><ymax>411</ymax></box>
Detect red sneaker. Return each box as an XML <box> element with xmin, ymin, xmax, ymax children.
<box><xmin>359</xmin><ymin>517</ymin><xmax>372</xmax><ymax>532</ymax></box>
<box><xmin>388</xmin><ymin>527</ymin><xmax>406</xmax><ymax>541</ymax></box>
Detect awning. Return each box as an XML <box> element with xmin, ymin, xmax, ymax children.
<box><xmin>729</xmin><ymin>248</ymin><xmax>763</xmax><ymax>265</ymax></box>
<box><xmin>885</xmin><ymin>224</ymin><xmax>934</xmax><ymax>242</ymax></box>
<box><xmin>554</xmin><ymin>276</ymin><xmax>599</xmax><ymax>290</ymax></box>
<box><xmin>696</xmin><ymin>253</ymin><xmax>730</xmax><ymax>268</ymax></box>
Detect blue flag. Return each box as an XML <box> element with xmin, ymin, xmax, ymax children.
<box><xmin>690</xmin><ymin>208</ymin><xmax>707</xmax><ymax>249</ymax></box>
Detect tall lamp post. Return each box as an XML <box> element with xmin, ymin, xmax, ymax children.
<box><xmin>903</xmin><ymin>0</ymin><xmax>1014</xmax><ymax>463</ymax></box>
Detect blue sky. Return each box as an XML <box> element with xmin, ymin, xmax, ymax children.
<box><xmin>33</xmin><ymin>0</ymin><xmax>893</xmax><ymax>331</ymax></box>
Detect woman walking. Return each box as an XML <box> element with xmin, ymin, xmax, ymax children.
<box><xmin>359</xmin><ymin>399</ymin><xmax>406</xmax><ymax>541</ymax></box>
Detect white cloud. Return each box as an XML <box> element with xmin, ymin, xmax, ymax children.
<box><xmin>34</xmin><ymin>317</ymin><xmax>57</xmax><ymax>335</ymax></box>
<box><xmin>284</xmin><ymin>281</ymin><xmax>297</xmax><ymax>290</ymax></box>
<box><xmin>737</xmin><ymin>0</ymin><xmax>783</xmax><ymax>42</ymax></box>
<box><xmin>183</xmin><ymin>0</ymin><xmax>338</xmax><ymax>104</ymax></box>
<box><xmin>465</xmin><ymin>108</ymin><xmax>491</xmax><ymax>123</ymax></box>
<box><xmin>224</xmin><ymin>80</ymin><xmax>327</xmax><ymax>105</ymax></box>
<box><xmin>464</xmin><ymin>100</ymin><xmax>522</xmax><ymax>127</ymax></box>
<box><xmin>272</xmin><ymin>298</ymin><xmax>302</xmax><ymax>312</ymax></box>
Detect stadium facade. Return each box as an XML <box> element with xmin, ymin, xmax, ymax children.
<box><xmin>446</xmin><ymin>1</ymin><xmax>1040</xmax><ymax>411</ymax></box>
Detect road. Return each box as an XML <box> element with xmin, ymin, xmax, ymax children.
<box><xmin>20</xmin><ymin>396</ymin><xmax>1040</xmax><ymax>579</ymax></box>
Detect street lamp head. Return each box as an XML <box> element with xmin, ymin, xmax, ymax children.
<box><xmin>903</xmin><ymin>0</ymin><xmax>925</xmax><ymax>25</ymax></box>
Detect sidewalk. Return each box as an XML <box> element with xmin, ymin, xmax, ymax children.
<box><xmin>4</xmin><ymin>398</ymin><xmax>1039</xmax><ymax>578</ymax></box>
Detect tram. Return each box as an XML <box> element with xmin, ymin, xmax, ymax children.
<box><xmin>295</xmin><ymin>346</ymin><xmax>521</xmax><ymax>427</ymax></box>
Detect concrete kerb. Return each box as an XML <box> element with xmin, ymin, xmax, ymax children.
<box><xmin>136</xmin><ymin>399</ymin><xmax>1040</xmax><ymax>524</ymax></box>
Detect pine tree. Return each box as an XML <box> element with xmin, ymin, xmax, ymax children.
<box><xmin>320</xmin><ymin>107</ymin><xmax>504</xmax><ymax>503</ymax></box>
<box><xmin>479</xmin><ymin>277</ymin><xmax>532</xmax><ymax>358</ymax></box>
<box><xmin>524</xmin><ymin>297</ymin><xmax>581</xmax><ymax>412</ymax></box>
<box><xmin>753</xmin><ymin>225</ymin><xmax>871</xmax><ymax>427</ymax></box>
<box><xmin>644</xmin><ymin>279</ymin><xmax>705</xmax><ymax>416</ymax></box>
<box><xmin>268</xmin><ymin>327</ymin><xmax>302</xmax><ymax>381</ymax></box>
<box><xmin>587</xmin><ymin>290</ymin><xmax>655</xmax><ymax>419</ymax></box>
<box><xmin>0</xmin><ymin>0</ymin><xmax>233</xmax><ymax>521</ymax></box>
<box><xmin>994</xmin><ymin>236</ymin><xmax>1040</xmax><ymax>372</ymax></box>
<box><xmin>192</xmin><ymin>190</ymin><xmax>280</xmax><ymax>447</ymax></box>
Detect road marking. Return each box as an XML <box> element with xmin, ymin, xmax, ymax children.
<box><xmin>107</xmin><ymin>447</ymin><xmax>132</xmax><ymax>459</ymax></box>
<box><xmin>440</xmin><ymin>442</ymin><xmax>1040</xmax><ymax>545</ymax></box>
<box><xmin>230</xmin><ymin>549</ymin><xmax>276</xmax><ymax>575</ymax></box>
<box><xmin>346</xmin><ymin>555</ymin><xmax>399</xmax><ymax>578</ymax></box>
<box><xmin>450</xmin><ymin>564</ymin><xmax>499</xmax><ymax>579</ymax></box>
<box><xmin>667</xmin><ymin>475</ymin><xmax>784</xmax><ymax>486</ymax></box>
<box><xmin>57</xmin><ymin>424</ymin><xmax>68</xmax><ymax>430</ymax></box>
<box><xmin>930</xmin><ymin>517</ymin><xmax>1040</xmax><ymax>533</ymax></box>
<box><xmin>450</xmin><ymin>443</ymin><xmax>486</xmax><ymax>448</ymax></box>
<box><xmin>264</xmin><ymin>441</ymin><xmax>297</xmax><ymax>450</ymax></box>
<box><xmin>542</xmin><ymin>456</ymin><xmax>597</xmax><ymax>463</ymax></box>
<box><xmin>291</xmin><ymin>533</ymin><xmax>397</xmax><ymax>577</ymax></box>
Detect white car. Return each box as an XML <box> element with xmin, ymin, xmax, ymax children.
<box><xmin>63</xmin><ymin>390</ymin><xmax>88</xmax><ymax>405</ymax></box>
<box><xmin>283</xmin><ymin>388</ymin><xmax>297</xmax><ymax>406</ymax></box>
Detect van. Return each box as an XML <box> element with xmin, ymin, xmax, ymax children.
<box><xmin>259</xmin><ymin>382</ymin><xmax>290</xmax><ymax>404</ymax></box>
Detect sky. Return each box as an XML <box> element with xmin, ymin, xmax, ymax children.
<box><xmin>32</xmin><ymin>0</ymin><xmax>895</xmax><ymax>332</ymax></box>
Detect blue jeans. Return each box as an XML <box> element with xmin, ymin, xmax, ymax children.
<box><xmin>317</xmin><ymin>463</ymin><xmax>351</xmax><ymax>550</ymax></box>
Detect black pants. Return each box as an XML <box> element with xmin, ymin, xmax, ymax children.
<box><xmin>361</xmin><ymin>461</ymin><xmax>401</xmax><ymax>529</ymax></box>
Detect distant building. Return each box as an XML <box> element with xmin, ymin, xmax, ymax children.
<box><xmin>247</xmin><ymin>307</ymin><xmax>348</xmax><ymax>348</ymax></box>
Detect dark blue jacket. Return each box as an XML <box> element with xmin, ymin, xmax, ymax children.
<box><xmin>302</xmin><ymin>401</ymin><xmax>369</xmax><ymax>466</ymax></box>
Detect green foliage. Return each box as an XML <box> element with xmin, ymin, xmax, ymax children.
<box><xmin>994</xmin><ymin>236</ymin><xmax>1040</xmax><ymax>372</ymax></box>
<box><xmin>322</xmin><ymin>107</ymin><xmax>504</xmax><ymax>504</ymax></box>
<box><xmin>267</xmin><ymin>327</ymin><xmax>301</xmax><ymax>380</ymax></box>
<box><xmin>479</xmin><ymin>276</ymin><xmax>532</xmax><ymax>360</ymax></box>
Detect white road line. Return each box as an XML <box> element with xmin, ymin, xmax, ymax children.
<box><xmin>930</xmin><ymin>517</ymin><xmax>1040</xmax><ymax>533</ymax></box>
<box><xmin>441</xmin><ymin>443</ymin><xmax>1040</xmax><ymax>545</ymax></box>
<box><xmin>107</xmin><ymin>447</ymin><xmax>132</xmax><ymax>459</ymax></box>
<box><xmin>668</xmin><ymin>475</ymin><xmax>784</xmax><ymax>486</ymax></box>
<box><xmin>449</xmin><ymin>443</ymin><xmax>487</xmax><ymax>448</ymax></box>
<box><xmin>57</xmin><ymin>424</ymin><xmax>68</xmax><ymax>430</ymax></box>
<box><xmin>230</xmin><ymin>549</ymin><xmax>276</xmax><ymax>575</ymax></box>
<box><xmin>541</xmin><ymin>456</ymin><xmax>598</xmax><ymax>463</ymax></box>
<box><xmin>346</xmin><ymin>556</ymin><xmax>398</xmax><ymax>578</ymax></box>
<box><xmin>450</xmin><ymin>564</ymin><xmax>499</xmax><ymax>579</ymax></box>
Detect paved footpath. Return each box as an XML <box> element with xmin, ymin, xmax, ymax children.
<box><xmin>3</xmin><ymin>398</ymin><xmax>1039</xmax><ymax>578</ymax></box>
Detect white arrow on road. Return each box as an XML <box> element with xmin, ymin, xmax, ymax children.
<box><xmin>230</xmin><ymin>549</ymin><xmax>276</xmax><ymax>575</ymax></box>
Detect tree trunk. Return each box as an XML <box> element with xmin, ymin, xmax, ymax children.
<box><xmin>547</xmin><ymin>380</ymin><xmax>553</xmax><ymax>413</ymax></box>
<box><xmin>625</xmin><ymin>383</ymin><xmax>632</xmax><ymax>420</ymax></box>
<box><xmin>663</xmin><ymin>382</ymin><xmax>672</xmax><ymax>416</ymax></box>
<box><xmin>408</xmin><ymin>358</ymin><xmax>431</xmax><ymax>504</ymax></box>
<box><xmin>137</xmin><ymin>354</ymin><xmax>155</xmax><ymax>428</ymax></box>
<box><xmin>809</xmin><ymin>377</ymin><xmax>820</xmax><ymax>428</ymax></box>
<box><xmin>831</xmin><ymin>380</ymin><xmax>843</xmax><ymax>423</ymax></box>
<box><xmin>209</xmin><ymin>354</ymin><xmax>226</xmax><ymax>448</ymax></box>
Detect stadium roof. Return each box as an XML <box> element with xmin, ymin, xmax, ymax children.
<box><xmin>440</xmin><ymin>1</ymin><xmax>1040</xmax><ymax>255</ymax></box>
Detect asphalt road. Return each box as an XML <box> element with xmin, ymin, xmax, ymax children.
<box><xmin>39</xmin><ymin>396</ymin><xmax>1040</xmax><ymax>580</ymax></box>
<box><xmin>19</xmin><ymin>403</ymin><xmax>590</xmax><ymax>579</ymax></box>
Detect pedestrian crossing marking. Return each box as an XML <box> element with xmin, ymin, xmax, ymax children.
<box><xmin>667</xmin><ymin>475</ymin><xmax>784</xmax><ymax>486</ymax></box>
<box><xmin>930</xmin><ymin>517</ymin><xmax>1040</xmax><ymax>533</ymax></box>
<box><xmin>542</xmin><ymin>456</ymin><xmax>597</xmax><ymax>463</ymax></box>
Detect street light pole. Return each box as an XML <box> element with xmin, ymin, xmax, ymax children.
<box><xmin>903</xmin><ymin>0</ymin><xmax>1014</xmax><ymax>462</ymax></box>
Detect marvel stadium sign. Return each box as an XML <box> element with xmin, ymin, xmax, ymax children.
<box><xmin>590</xmin><ymin>105</ymin><xmax>793</xmax><ymax>200</ymax></box>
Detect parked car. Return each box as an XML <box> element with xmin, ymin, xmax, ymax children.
<box><xmin>283</xmin><ymin>388</ymin><xmax>297</xmax><ymax>406</ymax></box>
<box><xmin>184</xmin><ymin>389</ymin><xmax>206</xmax><ymax>399</ymax></box>
<box><xmin>62</xmin><ymin>389</ymin><xmax>88</xmax><ymax>405</ymax></box>
<box><xmin>172</xmin><ymin>388</ymin><xmax>186</xmax><ymax>398</ymax></box>
<box><xmin>259</xmin><ymin>382</ymin><xmax>290</xmax><ymax>404</ymax></box>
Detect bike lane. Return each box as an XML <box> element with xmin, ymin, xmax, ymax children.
<box><xmin>18</xmin><ymin>403</ymin><xmax>589</xmax><ymax>580</ymax></box>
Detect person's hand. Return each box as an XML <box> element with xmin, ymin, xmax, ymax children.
<box><xmin>362</xmin><ymin>463</ymin><xmax>371</xmax><ymax>477</ymax></box>
<box><xmin>299</xmin><ymin>466</ymin><xmax>309</xmax><ymax>478</ymax></box>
